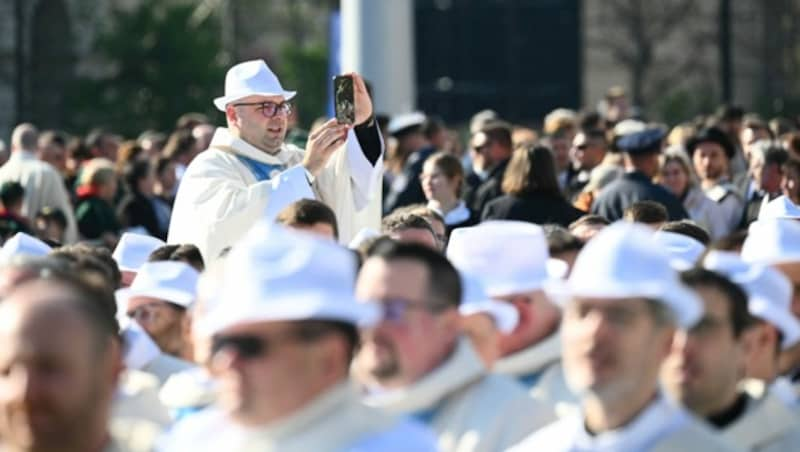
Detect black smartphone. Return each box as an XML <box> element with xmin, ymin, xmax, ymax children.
<box><xmin>333</xmin><ymin>75</ymin><xmax>355</xmax><ymax>125</ymax></box>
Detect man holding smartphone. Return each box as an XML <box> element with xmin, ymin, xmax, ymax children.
<box><xmin>168</xmin><ymin>60</ymin><xmax>383</xmax><ymax>263</ymax></box>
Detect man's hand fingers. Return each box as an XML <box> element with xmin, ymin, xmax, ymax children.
<box><xmin>308</xmin><ymin>118</ymin><xmax>340</xmax><ymax>140</ymax></box>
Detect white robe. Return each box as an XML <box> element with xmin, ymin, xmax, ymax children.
<box><xmin>364</xmin><ymin>338</ymin><xmax>554</xmax><ymax>452</ymax></box>
<box><xmin>722</xmin><ymin>380</ymin><xmax>800</xmax><ymax>451</ymax></box>
<box><xmin>161</xmin><ymin>382</ymin><xmax>437</xmax><ymax>452</ymax></box>
<box><xmin>167</xmin><ymin>127</ymin><xmax>382</xmax><ymax>263</ymax></box>
<box><xmin>0</xmin><ymin>150</ymin><xmax>78</xmax><ymax>243</ymax></box>
<box><xmin>509</xmin><ymin>395</ymin><xmax>740</xmax><ymax>452</ymax></box>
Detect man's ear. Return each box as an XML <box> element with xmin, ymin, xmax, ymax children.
<box><xmin>225</xmin><ymin>105</ymin><xmax>238</xmax><ymax>125</ymax></box>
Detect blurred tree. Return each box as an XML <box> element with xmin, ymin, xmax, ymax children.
<box><xmin>68</xmin><ymin>0</ymin><xmax>227</xmax><ymax>136</ymax></box>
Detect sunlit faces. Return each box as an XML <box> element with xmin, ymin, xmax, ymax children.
<box><xmin>693</xmin><ymin>142</ymin><xmax>728</xmax><ymax>182</ymax></box>
<box><xmin>226</xmin><ymin>94</ymin><xmax>290</xmax><ymax>153</ymax></box>
<box><xmin>421</xmin><ymin>159</ymin><xmax>459</xmax><ymax>204</ymax></box>
<box><xmin>660</xmin><ymin>159</ymin><xmax>690</xmax><ymax>198</ymax></box>
<box><xmin>561</xmin><ymin>297</ymin><xmax>673</xmax><ymax>402</ymax></box>
<box><xmin>126</xmin><ymin>296</ymin><xmax>188</xmax><ymax>357</ymax></box>
<box><xmin>660</xmin><ymin>285</ymin><xmax>746</xmax><ymax>416</ymax></box>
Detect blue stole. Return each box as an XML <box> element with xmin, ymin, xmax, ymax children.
<box><xmin>411</xmin><ymin>405</ymin><xmax>441</xmax><ymax>425</ymax></box>
<box><xmin>235</xmin><ymin>154</ymin><xmax>286</xmax><ymax>182</ymax></box>
<box><xmin>518</xmin><ymin>371</ymin><xmax>543</xmax><ymax>388</ymax></box>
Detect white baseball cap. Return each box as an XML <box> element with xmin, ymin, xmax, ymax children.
<box><xmin>741</xmin><ymin>219</ymin><xmax>800</xmax><ymax>265</ymax></box>
<box><xmin>116</xmin><ymin>261</ymin><xmax>200</xmax><ymax>314</ymax></box>
<box><xmin>459</xmin><ymin>272</ymin><xmax>519</xmax><ymax>334</ymax></box>
<box><xmin>550</xmin><ymin>222</ymin><xmax>702</xmax><ymax>329</ymax></box>
<box><xmin>758</xmin><ymin>195</ymin><xmax>800</xmax><ymax>220</ymax></box>
<box><xmin>0</xmin><ymin>232</ymin><xmax>51</xmax><ymax>261</ymax></box>
<box><xmin>197</xmin><ymin>221</ymin><xmax>379</xmax><ymax>336</ymax></box>
<box><xmin>387</xmin><ymin>112</ymin><xmax>426</xmax><ymax>136</ymax></box>
<box><xmin>703</xmin><ymin>250</ymin><xmax>800</xmax><ymax>348</ymax></box>
<box><xmin>112</xmin><ymin>232</ymin><xmax>166</xmax><ymax>272</ymax></box>
<box><xmin>447</xmin><ymin>221</ymin><xmax>552</xmax><ymax>297</ymax></box>
<box><xmin>213</xmin><ymin>60</ymin><xmax>296</xmax><ymax>111</ymax></box>
<box><xmin>653</xmin><ymin>230</ymin><xmax>706</xmax><ymax>270</ymax></box>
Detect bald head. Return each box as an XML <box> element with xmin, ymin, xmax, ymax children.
<box><xmin>11</xmin><ymin>123</ymin><xmax>39</xmax><ymax>152</ymax></box>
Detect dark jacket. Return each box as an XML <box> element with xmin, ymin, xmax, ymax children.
<box><xmin>482</xmin><ymin>192</ymin><xmax>585</xmax><ymax>227</ymax></box>
<box><xmin>118</xmin><ymin>192</ymin><xmax>168</xmax><ymax>240</ymax></box>
<box><xmin>383</xmin><ymin>145</ymin><xmax>437</xmax><ymax>215</ymax></box>
<box><xmin>591</xmin><ymin>170</ymin><xmax>688</xmax><ymax>221</ymax></box>
<box><xmin>467</xmin><ymin>158</ymin><xmax>509</xmax><ymax>217</ymax></box>
<box><xmin>75</xmin><ymin>195</ymin><xmax>120</xmax><ymax>240</ymax></box>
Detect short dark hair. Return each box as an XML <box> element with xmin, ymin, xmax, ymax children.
<box><xmin>123</xmin><ymin>159</ymin><xmax>152</xmax><ymax>195</ymax></box>
<box><xmin>709</xmin><ymin>230</ymin><xmax>748</xmax><ymax>252</ymax></box>
<box><xmin>163</xmin><ymin>129</ymin><xmax>196</xmax><ymax>161</ymax></box>
<box><xmin>764</xmin><ymin>147</ymin><xmax>789</xmax><ymax>168</ymax></box>
<box><xmin>623</xmin><ymin>201</ymin><xmax>668</xmax><ymax>224</ymax></box>
<box><xmin>543</xmin><ymin>224</ymin><xmax>584</xmax><ymax>255</ymax></box>
<box><xmin>0</xmin><ymin>182</ymin><xmax>25</xmax><ymax>208</ymax></box>
<box><xmin>275</xmin><ymin>199</ymin><xmax>339</xmax><ymax>240</ymax></box>
<box><xmin>367</xmin><ymin>240</ymin><xmax>462</xmax><ymax>310</ymax></box>
<box><xmin>479</xmin><ymin>121</ymin><xmax>513</xmax><ymax>149</ymax></box>
<box><xmin>680</xmin><ymin>268</ymin><xmax>754</xmax><ymax>338</ymax></box>
<box><xmin>715</xmin><ymin>104</ymin><xmax>744</xmax><ymax>122</ymax></box>
<box><xmin>659</xmin><ymin>220</ymin><xmax>711</xmax><ymax>245</ymax></box>
<box><xmin>568</xmin><ymin>214</ymin><xmax>610</xmax><ymax>231</ymax></box>
<box><xmin>381</xmin><ymin>212</ymin><xmax>435</xmax><ymax>237</ymax></box>
<box><xmin>49</xmin><ymin>244</ymin><xmax>122</xmax><ymax>293</ymax></box>
<box><xmin>148</xmin><ymin>244</ymin><xmax>205</xmax><ymax>272</ymax></box>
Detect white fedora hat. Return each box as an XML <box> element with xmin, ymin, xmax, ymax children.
<box><xmin>703</xmin><ymin>250</ymin><xmax>800</xmax><ymax>349</ymax></box>
<box><xmin>653</xmin><ymin>230</ymin><xmax>706</xmax><ymax>271</ymax></box>
<box><xmin>112</xmin><ymin>232</ymin><xmax>166</xmax><ymax>272</ymax></box>
<box><xmin>116</xmin><ymin>261</ymin><xmax>200</xmax><ymax>314</ymax></box>
<box><xmin>197</xmin><ymin>221</ymin><xmax>379</xmax><ymax>336</ymax></box>
<box><xmin>741</xmin><ymin>218</ymin><xmax>800</xmax><ymax>265</ymax></box>
<box><xmin>213</xmin><ymin>60</ymin><xmax>296</xmax><ymax>111</ymax></box>
<box><xmin>551</xmin><ymin>222</ymin><xmax>702</xmax><ymax>329</ymax></box>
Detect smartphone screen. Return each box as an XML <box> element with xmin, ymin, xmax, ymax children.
<box><xmin>334</xmin><ymin>75</ymin><xmax>355</xmax><ymax>125</ymax></box>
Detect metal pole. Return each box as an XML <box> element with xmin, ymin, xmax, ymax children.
<box><xmin>14</xmin><ymin>0</ymin><xmax>25</xmax><ymax>124</ymax></box>
<box><xmin>719</xmin><ymin>0</ymin><xmax>732</xmax><ymax>102</ymax></box>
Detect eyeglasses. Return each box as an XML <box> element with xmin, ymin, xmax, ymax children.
<box><xmin>377</xmin><ymin>298</ymin><xmax>446</xmax><ymax>324</ymax></box>
<box><xmin>232</xmin><ymin>101</ymin><xmax>293</xmax><ymax>118</ymax></box>
<box><xmin>210</xmin><ymin>326</ymin><xmax>331</xmax><ymax>361</ymax></box>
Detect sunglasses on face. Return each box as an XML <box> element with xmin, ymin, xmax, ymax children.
<box><xmin>210</xmin><ymin>326</ymin><xmax>332</xmax><ymax>361</ymax></box>
<box><xmin>232</xmin><ymin>101</ymin><xmax>293</xmax><ymax>118</ymax></box>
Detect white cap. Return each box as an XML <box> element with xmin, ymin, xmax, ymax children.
<box><xmin>348</xmin><ymin>227</ymin><xmax>380</xmax><ymax>249</ymax></box>
<box><xmin>116</xmin><ymin>261</ymin><xmax>200</xmax><ymax>313</ymax></box>
<box><xmin>213</xmin><ymin>60</ymin><xmax>296</xmax><ymax>111</ymax></box>
<box><xmin>703</xmin><ymin>250</ymin><xmax>800</xmax><ymax>348</ymax></box>
<box><xmin>447</xmin><ymin>221</ymin><xmax>550</xmax><ymax>297</ymax></box>
<box><xmin>741</xmin><ymin>219</ymin><xmax>800</xmax><ymax>265</ymax></box>
<box><xmin>112</xmin><ymin>233</ymin><xmax>166</xmax><ymax>272</ymax></box>
<box><xmin>758</xmin><ymin>195</ymin><xmax>800</xmax><ymax>220</ymax></box>
<box><xmin>0</xmin><ymin>232</ymin><xmax>51</xmax><ymax>261</ymax></box>
<box><xmin>551</xmin><ymin>222</ymin><xmax>702</xmax><ymax>328</ymax></box>
<box><xmin>653</xmin><ymin>231</ymin><xmax>705</xmax><ymax>270</ymax></box>
<box><xmin>387</xmin><ymin>112</ymin><xmax>426</xmax><ymax>135</ymax></box>
<box><xmin>459</xmin><ymin>272</ymin><xmax>519</xmax><ymax>334</ymax></box>
<box><xmin>197</xmin><ymin>221</ymin><xmax>379</xmax><ymax>336</ymax></box>
<box><xmin>613</xmin><ymin>119</ymin><xmax>646</xmax><ymax>137</ymax></box>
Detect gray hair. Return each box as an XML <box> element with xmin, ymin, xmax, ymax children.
<box><xmin>11</xmin><ymin>123</ymin><xmax>39</xmax><ymax>151</ymax></box>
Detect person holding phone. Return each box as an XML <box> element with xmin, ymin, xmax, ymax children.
<box><xmin>168</xmin><ymin>60</ymin><xmax>383</xmax><ymax>263</ymax></box>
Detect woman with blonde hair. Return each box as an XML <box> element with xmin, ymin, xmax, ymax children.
<box><xmin>658</xmin><ymin>147</ymin><xmax>726</xmax><ymax>239</ymax></box>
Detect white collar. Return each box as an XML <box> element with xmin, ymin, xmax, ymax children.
<box><xmin>209</xmin><ymin>127</ymin><xmax>294</xmax><ymax>165</ymax></box>
<box><xmin>493</xmin><ymin>333</ymin><xmax>561</xmax><ymax>378</ymax></box>
<box><xmin>428</xmin><ymin>201</ymin><xmax>471</xmax><ymax>225</ymax></box>
<box><xmin>363</xmin><ymin>338</ymin><xmax>485</xmax><ymax>413</ymax></box>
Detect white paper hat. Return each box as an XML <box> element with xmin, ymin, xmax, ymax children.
<box><xmin>653</xmin><ymin>231</ymin><xmax>706</xmax><ymax>270</ymax></box>
<box><xmin>197</xmin><ymin>221</ymin><xmax>379</xmax><ymax>336</ymax></box>
<box><xmin>112</xmin><ymin>232</ymin><xmax>166</xmax><ymax>272</ymax></box>
<box><xmin>552</xmin><ymin>222</ymin><xmax>702</xmax><ymax>328</ymax></box>
<box><xmin>116</xmin><ymin>261</ymin><xmax>200</xmax><ymax>314</ymax></box>
<box><xmin>387</xmin><ymin>112</ymin><xmax>426</xmax><ymax>135</ymax></box>
<box><xmin>213</xmin><ymin>60</ymin><xmax>296</xmax><ymax>111</ymax></box>
<box><xmin>0</xmin><ymin>232</ymin><xmax>52</xmax><ymax>261</ymax></box>
<box><xmin>447</xmin><ymin>221</ymin><xmax>551</xmax><ymax>297</ymax></box>
<box><xmin>758</xmin><ymin>195</ymin><xmax>800</xmax><ymax>220</ymax></box>
<box><xmin>459</xmin><ymin>272</ymin><xmax>519</xmax><ymax>334</ymax></box>
<box><xmin>703</xmin><ymin>250</ymin><xmax>800</xmax><ymax>348</ymax></box>
<box><xmin>741</xmin><ymin>219</ymin><xmax>800</xmax><ymax>265</ymax></box>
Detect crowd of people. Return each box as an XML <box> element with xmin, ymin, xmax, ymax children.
<box><xmin>0</xmin><ymin>56</ymin><xmax>799</xmax><ymax>451</ymax></box>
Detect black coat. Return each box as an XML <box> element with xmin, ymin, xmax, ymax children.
<box><xmin>591</xmin><ymin>171</ymin><xmax>689</xmax><ymax>221</ymax></box>
<box><xmin>482</xmin><ymin>192</ymin><xmax>585</xmax><ymax>227</ymax></box>
<box><xmin>466</xmin><ymin>159</ymin><xmax>509</xmax><ymax>217</ymax></box>
<box><xmin>117</xmin><ymin>193</ymin><xmax>168</xmax><ymax>240</ymax></box>
<box><xmin>383</xmin><ymin>145</ymin><xmax>437</xmax><ymax>215</ymax></box>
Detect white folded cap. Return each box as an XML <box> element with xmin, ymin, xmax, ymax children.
<box><xmin>112</xmin><ymin>232</ymin><xmax>166</xmax><ymax>272</ymax></box>
<box><xmin>459</xmin><ymin>272</ymin><xmax>519</xmax><ymax>334</ymax></box>
<box><xmin>551</xmin><ymin>222</ymin><xmax>702</xmax><ymax>328</ymax></box>
<box><xmin>653</xmin><ymin>231</ymin><xmax>706</xmax><ymax>270</ymax></box>
<box><xmin>197</xmin><ymin>221</ymin><xmax>379</xmax><ymax>336</ymax></box>
<box><xmin>703</xmin><ymin>250</ymin><xmax>800</xmax><ymax>348</ymax></box>
<box><xmin>116</xmin><ymin>261</ymin><xmax>200</xmax><ymax>313</ymax></box>
<box><xmin>213</xmin><ymin>60</ymin><xmax>296</xmax><ymax>111</ymax></box>
<box><xmin>741</xmin><ymin>219</ymin><xmax>800</xmax><ymax>265</ymax></box>
<box><xmin>447</xmin><ymin>221</ymin><xmax>550</xmax><ymax>297</ymax></box>
<box><xmin>0</xmin><ymin>232</ymin><xmax>51</xmax><ymax>261</ymax></box>
<box><xmin>758</xmin><ymin>195</ymin><xmax>800</xmax><ymax>220</ymax></box>
<box><xmin>387</xmin><ymin>112</ymin><xmax>426</xmax><ymax>135</ymax></box>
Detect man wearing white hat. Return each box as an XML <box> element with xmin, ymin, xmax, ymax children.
<box><xmin>383</xmin><ymin>112</ymin><xmax>434</xmax><ymax>214</ymax></box>
<box><xmin>458</xmin><ymin>272</ymin><xmax>519</xmax><ymax>367</ymax></box>
<box><xmin>164</xmin><ymin>221</ymin><xmax>437</xmax><ymax>451</ymax></box>
<box><xmin>447</xmin><ymin>221</ymin><xmax>571</xmax><ymax>413</ymax></box>
<box><xmin>510</xmin><ymin>223</ymin><xmax>734</xmax><ymax>451</ymax></box>
<box><xmin>354</xmin><ymin>240</ymin><xmax>552</xmax><ymax>452</ymax></box>
<box><xmin>112</xmin><ymin>232</ymin><xmax>166</xmax><ymax>287</ymax></box>
<box><xmin>660</xmin><ymin>266</ymin><xmax>800</xmax><ymax>451</ymax></box>
<box><xmin>168</xmin><ymin>60</ymin><xmax>384</xmax><ymax>262</ymax></box>
<box><xmin>703</xmin><ymin>251</ymin><xmax>800</xmax><ymax>409</ymax></box>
